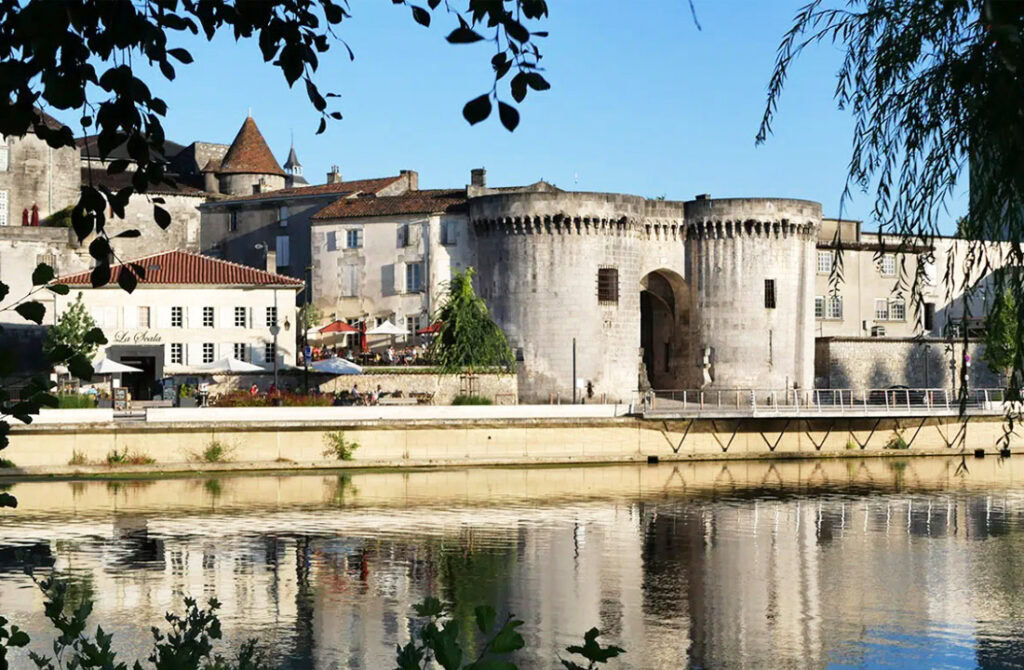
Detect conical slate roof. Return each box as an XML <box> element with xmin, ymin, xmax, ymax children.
<box><xmin>283</xmin><ymin>145</ymin><xmax>302</xmax><ymax>170</ymax></box>
<box><xmin>218</xmin><ymin>117</ymin><xmax>285</xmax><ymax>176</ymax></box>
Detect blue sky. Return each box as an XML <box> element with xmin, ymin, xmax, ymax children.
<box><xmin>51</xmin><ymin>1</ymin><xmax>967</xmax><ymax>233</ymax></box>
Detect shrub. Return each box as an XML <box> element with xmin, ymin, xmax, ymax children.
<box><xmin>845</xmin><ymin>438</ymin><xmax>859</xmax><ymax>451</ymax></box>
<box><xmin>68</xmin><ymin>450</ymin><xmax>89</xmax><ymax>466</ymax></box>
<box><xmin>212</xmin><ymin>390</ymin><xmax>331</xmax><ymax>407</ymax></box>
<box><xmin>322</xmin><ymin>431</ymin><xmax>359</xmax><ymax>460</ymax></box>
<box><xmin>57</xmin><ymin>394</ymin><xmax>97</xmax><ymax>409</ymax></box>
<box><xmin>106</xmin><ymin>448</ymin><xmax>156</xmax><ymax>465</ymax></box>
<box><xmin>452</xmin><ymin>394</ymin><xmax>493</xmax><ymax>405</ymax></box>
<box><xmin>885</xmin><ymin>432</ymin><xmax>910</xmax><ymax>450</ymax></box>
<box><xmin>0</xmin><ymin>458</ymin><xmax>14</xmax><ymax>468</ymax></box>
<box><xmin>193</xmin><ymin>439</ymin><xmax>235</xmax><ymax>463</ymax></box>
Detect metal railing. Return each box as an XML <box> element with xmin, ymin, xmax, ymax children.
<box><xmin>633</xmin><ymin>387</ymin><xmax>1010</xmax><ymax>415</ymax></box>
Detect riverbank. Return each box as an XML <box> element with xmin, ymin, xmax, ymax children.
<box><xmin>1</xmin><ymin>408</ymin><xmax>1017</xmax><ymax>478</ymax></box>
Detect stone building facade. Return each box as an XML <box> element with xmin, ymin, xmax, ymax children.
<box><xmin>0</xmin><ymin>112</ymin><xmax>81</xmax><ymax>227</ymax></box>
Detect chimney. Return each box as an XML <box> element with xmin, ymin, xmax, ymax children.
<box><xmin>327</xmin><ymin>165</ymin><xmax>343</xmax><ymax>184</ymax></box>
<box><xmin>203</xmin><ymin>171</ymin><xmax>219</xmax><ymax>194</ymax></box>
<box><xmin>400</xmin><ymin>169</ymin><xmax>419</xmax><ymax>191</ymax></box>
<box><xmin>265</xmin><ymin>250</ymin><xmax>277</xmax><ymax>273</ymax></box>
<box><xmin>695</xmin><ymin>193</ymin><xmax>710</xmax><ymax>201</ymax></box>
<box><xmin>471</xmin><ymin>168</ymin><xmax>487</xmax><ymax>188</ymax></box>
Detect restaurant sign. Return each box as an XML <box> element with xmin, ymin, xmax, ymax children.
<box><xmin>112</xmin><ymin>330</ymin><xmax>163</xmax><ymax>344</ymax></box>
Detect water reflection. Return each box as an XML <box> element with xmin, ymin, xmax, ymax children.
<box><xmin>1</xmin><ymin>457</ymin><xmax>1024</xmax><ymax>668</ymax></box>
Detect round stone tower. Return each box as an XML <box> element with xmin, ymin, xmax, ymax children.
<box><xmin>217</xmin><ymin>116</ymin><xmax>286</xmax><ymax>196</ymax></box>
<box><xmin>470</xmin><ymin>188</ymin><xmax>688</xmax><ymax>403</ymax></box>
<box><xmin>681</xmin><ymin>197</ymin><xmax>820</xmax><ymax>391</ymax></box>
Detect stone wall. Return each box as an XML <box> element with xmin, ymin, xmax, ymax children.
<box><xmin>97</xmin><ymin>191</ymin><xmax>205</xmax><ymax>257</ymax></box>
<box><xmin>816</xmin><ymin>336</ymin><xmax>1001</xmax><ymax>389</ymax></box>
<box><xmin>0</xmin><ymin>132</ymin><xmax>80</xmax><ymax>223</ymax></box>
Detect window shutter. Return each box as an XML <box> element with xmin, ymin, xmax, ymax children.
<box><xmin>254</xmin><ymin>305</ymin><xmax>265</xmax><ymax>328</ymax></box>
<box><xmin>252</xmin><ymin>344</ymin><xmax>264</xmax><ymax>363</ymax></box>
<box><xmin>123</xmin><ymin>306</ymin><xmax>137</xmax><ymax>329</ymax></box>
<box><xmin>382</xmin><ymin>264</ymin><xmax>395</xmax><ymax>297</ymax></box>
<box><xmin>276</xmin><ymin>235</ymin><xmax>290</xmax><ymax>266</ymax></box>
<box><xmin>157</xmin><ymin>306</ymin><xmax>171</xmax><ymax>328</ymax></box>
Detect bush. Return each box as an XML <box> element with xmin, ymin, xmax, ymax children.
<box><xmin>452</xmin><ymin>394</ymin><xmax>493</xmax><ymax>405</ymax></box>
<box><xmin>56</xmin><ymin>394</ymin><xmax>97</xmax><ymax>409</ymax></box>
<box><xmin>68</xmin><ymin>450</ymin><xmax>89</xmax><ymax>466</ymax></box>
<box><xmin>0</xmin><ymin>458</ymin><xmax>14</xmax><ymax>468</ymax></box>
<box><xmin>885</xmin><ymin>432</ymin><xmax>910</xmax><ymax>450</ymax></box>
<box><xmin>212</xmin><ymin>390</ymin><xmax>331</xmax><ymax>407</ymax></box>
<box><xmin>322</xmin><ymin>431</ymin><xmax>359</xmax><ymax>461</ymax></box>
<box><xmin>106</xmin><ymin>448</ymin><xmax>156</xmax><ymax>465</ymax></box>
<box><xmin>193</xmin><ymin>440</ymin><xmax>235</xmax><ymax>463</ymax></box>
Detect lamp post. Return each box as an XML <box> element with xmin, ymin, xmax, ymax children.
<box><xmin>304</xmin><ymin>265</ymin><xmax>313</xmax><ymax>393</ymax></box>
<box><xmin>269</xmin><ymin>322</ymin><xmax>280</xmax><ymax>387</ymax></box>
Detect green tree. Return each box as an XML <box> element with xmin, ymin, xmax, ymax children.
<box><xmin>760</xmin><ymin>1</ymin><xmax>1024</xmax><ymax>400</ymax></box>
<box><xmin>983</xmin><ymin>288</ymin><xmax>1017</xmax><ymax>382</ymax></box>
<box><xmin>43</xmin><ymin>293</ymin><xmax>102</xmax><ymax>363</ymax></box>
<box><xmin>298</xmin><ymin>303</ymin><xmax>324</xmax><ymax>333</ymax></box>
<box><xmin>428</xmin><ymin>269</ymin><xmax>515</xmax><ymax>373</ymax></box>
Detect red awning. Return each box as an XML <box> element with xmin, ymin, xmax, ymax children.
<box><xmin>319</xmin><ymin>320</ymin><xmax>359</xmax><ymax>334</ymax></box>
<box><xmin>416</xmin><ymin>322</ymin><xmax>442</xmax><ymax>335</ymax></box>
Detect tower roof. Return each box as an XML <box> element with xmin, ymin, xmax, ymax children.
<box><xmin>218</xmin><ymin>117</ymin><xmax>285</xmax><ymax>176</ymax></box>
<box><xmin>283</xmin><ymin>144</ymin><xmax>302</xmax><ymax>170</ymax></box>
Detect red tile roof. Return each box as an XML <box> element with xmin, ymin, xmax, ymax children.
<box><xmin>58</xmin><ymin>251</ymin><xmax>304</xmax><ymax>287</ymax></box>
<box><xmin>312</xmin><ymin>189</ymin><xmax>468</xmax><ymax>220</ymax></box>
<box><xmin>206</xmin><ymin>176</ymin><xmax>405</xmax><ymax>204</ymax></box>
<box><xmin>218</xmin><ymin>117</ymin><xmax>285</xmax><ymax>176</ymax></box>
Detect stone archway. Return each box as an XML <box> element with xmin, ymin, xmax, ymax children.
<box><xmin>640</xmin><ymin>269</ymin><xmax>689</xmax><ymax>389</ymax></box>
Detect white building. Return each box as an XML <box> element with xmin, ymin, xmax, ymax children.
<box><xmin>56</xmin><ymin>250</ymin><xmax>303</xmax><ymax>399</ymax></box>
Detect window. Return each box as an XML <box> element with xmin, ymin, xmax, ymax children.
<box><xmin>376</xmin><ymin>316</ymin><xmax>387</xmax><ymax>328</ymax></box>
<box><xmin>764</xmin><ymin>279</ymin><xmax>777</xmax><ymax>309</ymax></box>
<box><xmin>441</xmin><ymin>220</ymin><xmax>459</xmax><ymax>246</ymax></box>
<box><xmin>276</xmin><ymin>235</ymin><xmax>290</xmax><ymax>267</ymax></box>
<box><xmin>0</xmin><ymin>136</ymin><xmax>8</xmax><ymax>172</ymax></box>
<box><xmin>879</xmin><ymin>254</ymin><xmax>896</xmax><ymax>276</ymax></box>
<box><xmin>266</xmin><ymin>306</ymin><xmax>277</xmax><ymax>327</ymax></box>
<box><xmin>816</xmin><ymin>250</ymin><xmax>833</xmax><ymax>275</ymax></box>
<box><xmin>327</xmin><ymin>231</ymin><xmax>337</xmax><ymax>251</ymax></box>
<box><xmin>597</xmin><ymin>268</ymin><xmax>619</xmax><ymax>303</ymax></box>
<box><xmin>170</xmin><ymin>343</ymin><xmax>183</xmax><ymax>364</ymax></box>
<box><xmin>889</xmin><ymin>298</ymin><xmax>906</xmax><ymax>321</ymax></box>
<box><xmin>0</xmin><ymin>190</ymin><xmax>8</xmax><ymax>226</ymax></box>
<box><xmin>229</xmin><ymin>210</ymin><xmax>238</xmax><ymax>232</ymax></box>
<box><xmin>874</xmin><ymin>298</ymin><xmax>889</xmax><ymax>321</ymax></box>
<box><xmin>36</xmin><ymin>253</ymin><xmax>56</xmax><ymax>273</ymax></box>
<box><xmin>343</xmin><ymin>265</ymin><xmax>360</xmax><ymax>298</ymax></box>
<box><xmin>346</xmin><ymin>229</ymin><xmax>363</xmax><ymax>249</ymax></box>
<box><xmin>827</xmin><ymin>296</ymin><xmax>843</xmax><ymax>320</ymax></box>
<box><xmin>264</xmin><ymin>342</ymin><xmax>276</xmax><ymax>365</ymax></box>
<box><xmin>814</xmin><ymin>296</ymin><xmax>825</xmax><ymax>319</ymax></box>
<box><xmin>171</xmin><ymin>306</ymin><xmax>183</xmax><ymax>328</ymax></box>
<box><xmin>202</xmin><ymin>306</ymin><xmax>214</xmax><ymax>328</ymax></box>
<box><xmin>405</xmin><ymin>261</ymin><xmax>423</xmax><ymax>292</ymax></box>
<box><xmin>233</xmin><ymin>343</ymin><xmax>247</xmax><ymax>361</ymax></box>
<box><xmin>407</xmin><ymin>314</ymin><xmax>423</xmax><ymax>338</ymax></box>
<box><xmin>138</xmin><ymin>306</ymin><xmax>151</xmax><ymax>328</ymax></box>
<box><xmin>202</xmin><ymin>343</ymin><xmax>215</xmax><ymax>364</ymax></box>
<box><xmin>397</xmin><ymin>224</ymin><xmax>410</xmax><ymax>248</ymax></box>
<box><xmin>234</xmin><ymin>306</ymin><xmax>247</xmax><ymax>328</ymax></box>
<box><xmin>279</xmin><ymin>206</ymin><xmax>289</xmax><ymax>228</ymax></box>
<box><xmin>924</xmin><ymin>302</ymin><xmax>936</xmax><ymax>331</ymax></box>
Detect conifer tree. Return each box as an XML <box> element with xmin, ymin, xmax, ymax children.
<box><xmin>428</xmin><ymin>269</ymin><xmax>514</xmax><ymax>373</ymax></box>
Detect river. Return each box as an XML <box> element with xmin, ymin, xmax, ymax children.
<box><xmin>1</xmin><ymin>456</ymin><xmax>1024</xmax><ymax>668</ymax></box>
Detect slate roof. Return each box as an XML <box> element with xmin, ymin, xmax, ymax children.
<box><xmin>218</xmin><ymin>117</ymin><xmax>285</xmax><ymax>176</ymax></box>
<box><xmin>312</xmin><ymin>189</ymin><xmax>468</xmax><ymax>221</ymax></box>
<box><xmin>58</xmin><ymin>250</ymin><xmax>304</xmax><ymax>287</ymax></box>
<box><xmin>81</xmin><ymin>168</ymin><xmax>206</xmax><ymax>197</ymax></box>
<box><xmin>76</xmin><ymin>135</ymin><xmax>186</xmax><ymax>163</ymax></box>
<box><xmin>283</xmin><ymin>145</ymin><xmax>302</xmax><ymax>170</ymax></box>
<box><xmin>205</xmin><ymin>176</ymin><xmax>404</xmax><ymax>205</ymax></box>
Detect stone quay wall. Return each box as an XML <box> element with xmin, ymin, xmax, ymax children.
<box><xmin>816</xmin><ymin>337</ymin><xmax>1002</xmax><ymax>389</ymax></box>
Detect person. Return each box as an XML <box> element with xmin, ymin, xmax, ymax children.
<box><xmin>350</xmin><ymin>383</ymin><xmax>360</xmax><ymax>404</ymax></box>
<box><xmin>249</xmin><ymin>383</ymin><xmax>259</xmax><ymax>396</ymax></box>
<box><xmin>268</xmin><ymin>382</ymin><xmax>278</xmax><ymax>396</ymax></box>
<box><xmin>386</xmin><ymin>346</ymin><xmax>395</xmax><ymax>364</ymax></box>
<box><xmin>370</xmin><ymin>385</ymin><xmax>380</xmax><ymax>405</ymax></box>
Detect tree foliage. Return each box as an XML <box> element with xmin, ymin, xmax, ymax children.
<box><xmin>43</xmin><ymin>293</ymin><xmax>104</xmax><ymax>363</ymax></box>
<box><xmin>427</xmin><ymin>269</ymin><xmax>514</xmax><ymax>374</ymax></box>
<box><xmin>983</xmin><ymin>287</ymin><xmax>1017</xmax><ymax>380</ymax></box>
<box><xmin>760</xmin><ymin>1</ymin><xmax>1024</xmax><ymax>416</ymax></box>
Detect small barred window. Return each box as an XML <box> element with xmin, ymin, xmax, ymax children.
<box><xmin>597</xmin><ymin>268</ymin><xmax>619</xmax><ymax>303</ymax></box>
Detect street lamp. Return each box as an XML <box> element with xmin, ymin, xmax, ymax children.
<box><xmin>269</xmin><ymin>322</ymin><xmax>280</xmax><ymax>387</ymax></box>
